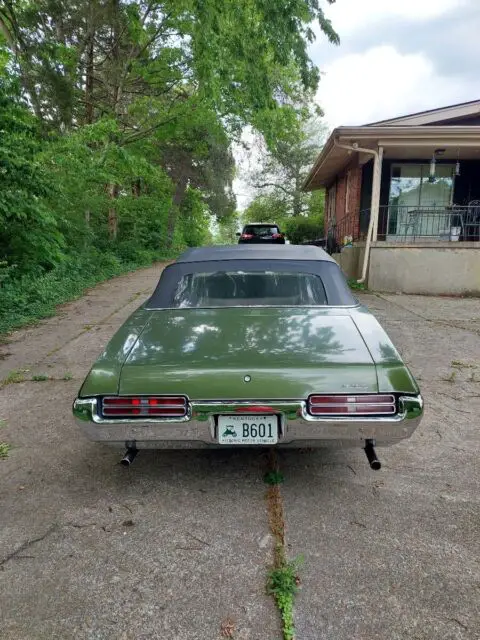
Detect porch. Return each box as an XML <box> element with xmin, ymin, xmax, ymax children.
<box><xmin>356</xmin><ymin>156</ymin><xmax>480</xmax><ymax>244</ymax></box>
<box><xmin>334</xmin><ymin>240</ymin><xmax>480</xmax><ymax>295</ymax></box>
<box><xmin>354</xmin><ymin>203</ymin><xmax>480</xmax><ymax>243</ymax></box>
<box><xmin>303</xmin><ymin>113</ymin><xmax>480</xmax><ymax>294</ymax></box>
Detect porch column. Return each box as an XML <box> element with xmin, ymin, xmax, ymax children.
<box><xmin>371</xmin><ymin>145</ymin><xmax>384</xmax><ymax>241</ymax></box>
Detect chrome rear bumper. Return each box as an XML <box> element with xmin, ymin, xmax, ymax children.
<box><xmin>73</xmin><ymin>396</ymin><xmax>423</xmax><ymax>448</ymax></box>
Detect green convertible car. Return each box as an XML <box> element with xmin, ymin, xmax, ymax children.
<box><xmin>73</xmin><ymin>245</ymin><xmax>423</xmax><ymax>469</ymax></box>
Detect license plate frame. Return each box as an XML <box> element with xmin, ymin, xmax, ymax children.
<box><xmin>217</xmin><ymin>414</ymin><xmax>278</xmax><ymax>445</ymax></box>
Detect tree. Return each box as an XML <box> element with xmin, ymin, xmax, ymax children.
<box><xmin>0</xmin><ymin>0</ymin><xmax>338</xmax><ymax>247</ymax></box>
<box><xmin>0</xmin><ymin>1</ymin><xmax>339</xmax><ymax>134</ymax></box>
<box><xmin>243</xmin><ymin>190</ymin><xmax>324</xmax><ymax>243</ymax></box>
<box><xmin>0</xmin><ymin>0</ymin><xmax>339</xmax><ymax>263</ymax></box>
<box><xmin>0</xmin><ymin>81</ymin><xmax>64</xmax><ymax>275</ymax></box>
<box><xmin>243</xmin><ymin>194</ymin><xmax>289</xmax><ymax>228</ymax></box>
<box><xmin>248</xmin><ymin>103</ymin><xmax>328</xmax><ymax>216</ymax></box>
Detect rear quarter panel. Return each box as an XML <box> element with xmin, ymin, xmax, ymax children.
<box><xmin>349</xmin><ymin>306</ymin><xmax>419</xmax><ymax>394</ymax></box>
<box><xmin>79</xmin><ymin>306</ymin><xmax>152</xmax><ymax>397</ymax></box>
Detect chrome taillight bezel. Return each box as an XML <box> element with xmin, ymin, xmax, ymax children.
<box><xmin>307</xmin><ymin>394</ymin><xmax>397</xmax><ymax>417</ymax></box>
<box><xmin>101</xmin><ymin>396</ymin><xmax>188</xmax><ymax>419</ymax></box>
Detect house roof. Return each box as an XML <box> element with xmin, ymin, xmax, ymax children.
<box><xmin>304</xmin><ymin>126</ymin><xmax>480</xmax><ymax>191</ymax></box>
<box><xmin>365</xmin><ymin>99</ymin><xmax>480</xmax><ymax>127</ymax></box>
<box><xmin>304</xmin><ymin>99</ymin><xmax>480</xmax><ymax>191</ymax></box>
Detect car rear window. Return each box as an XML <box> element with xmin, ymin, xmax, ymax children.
<box><xmin>243</xmin><ymin>225</ymin><xmax>280</xmax><ymax>236</ymax></box>
<box><xmin>172</xmin><ymin>271</ymin><xmax>327</xmax><ymax>307</ymax></box>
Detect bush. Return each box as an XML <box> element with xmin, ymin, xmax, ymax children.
<box><xmin>178</xmin><ymin>188</ymin><xmax>213</xmax><ymax>247</ymax></box>
<box><xmin>285</xmin><ymin>215</ymin><xmax>324</xmax><ymax>244</ymax></box>
<box><xmin>0</xmin><ymin>248</ymin><xmax>172</xmax><ymax>335</ymax></box>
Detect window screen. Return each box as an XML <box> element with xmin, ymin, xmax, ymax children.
<box><xmin>172</xmin><ymin>271</ymin><xmax>327</xmax><ymax>308</ymax></box>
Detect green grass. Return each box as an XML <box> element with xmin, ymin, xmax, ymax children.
<box><xmin>0</xmin><ymin>249</ymin><xmax>177</xmax><ymax>338</ymax></box>
<box><xmin>62</xmin><ymin>372</ymin><xmax>73</xmax><ymax>381</ymax></box>
<box><xmin>0</xmin><ymin>442</ymin><xmax>10</xmax><ymax>459</ymax></box>
<box><xmin>347</xmin><ymin>278</ymin><xmax>366</xmax><ymax>291</ymax></box>
<box><xmin>442</xmin><ymin>371</ymin><xmax>457</xmax><ymax>383</ymax></box>
<box><xmin>267</xmin><ymin>556</ymin><xmax>303</xmax><ymax>640</ymax></box>
<box><xmin>451</xmin><ymin>360</ymin><xmax>476</xmax><ymax>369</ymax></box>
<box><xmin>31</xmin><ymin>374</ymin><xmax>50</xmax><ymax>382</ymax></box>
<box><xmin>2</xmin><ymin>369</ymin><xmax>27</xmax><ymax>385</ymax></box>
<box><xmin>264</xmin><ymin>469</ymin><xmax>285</xmax><ymax>485</ymax></box>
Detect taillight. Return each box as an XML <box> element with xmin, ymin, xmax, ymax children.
<box><xmin>102</xmin><ymin>396</ymin><xmax>187</xmax><ymax>418</ymax></box>
<box><xmin>308</xmin><ymin>394</ymin><xmax>396</xmax><ymax>416</ymax></box>
<box><xmin>272</xmin><ymin>233</ymin><xmax>283</xmax><ymax>239</ymax></box>
<box><xmin>241</xmin><ymin>233</ymin><xmax>254</xmax><ymax>239</ymax></box>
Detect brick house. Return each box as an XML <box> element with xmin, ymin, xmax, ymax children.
<box><xmin>303</xmin><ymin>100</ymin><xmax>480</xmax><ymax>294</ymax></box>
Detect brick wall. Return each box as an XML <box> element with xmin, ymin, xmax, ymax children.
<box><xmin>347</xmin><ymin>165</ymin><xmax>362</xmax><ymax>239</ymax></box>
<box><xmin>327</xmin><ymin>163</ymin><xmax>363</xmax><ymax>244</ymax></box>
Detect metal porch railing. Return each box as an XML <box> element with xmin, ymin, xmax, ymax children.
<box><xmin>361</xmin><ymin>204</ymin><xmax>480</xmax><ymax>243</ymax></box>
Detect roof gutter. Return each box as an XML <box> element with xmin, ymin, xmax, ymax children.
<box><xmin>333</xmin><ymin>139</ymin><xmax>381</xmax><ymax>284</ymax></box>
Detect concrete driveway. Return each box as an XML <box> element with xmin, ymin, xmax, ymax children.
<box><xmin>0</xmin><ymin>267</ymin><xmax>478</xmax><ymax>639</ymax></box>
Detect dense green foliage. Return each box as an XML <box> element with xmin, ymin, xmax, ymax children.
<box><xmin>242</xmin><ymin>195</ymin><xmax>290</xmax><ymax>228</ymax></box>
<box><xmin>267</xmin><ymin>556</ymin><xmax>304</xmax><ymax>640</ymax></box>
<box><xmin>243</xmin><ymin>189</ymin><xmax>325</xmax><ymax>243</ymax></box>
<box><xmin>0</xmin><ymin>0</ymin><xmax>338</xmax><ymax>333</ymax></box>
<box><xmin>285</xmin><ymin>191</ymin><xmax>325</xmax><ymax>242</ymax></box>
<box><xmin>243</xmin><ymin>107</ymin><xmax>326</xmax><ymax>242</ymax></box>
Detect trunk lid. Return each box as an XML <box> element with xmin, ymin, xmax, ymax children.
<box><xmin>119</xmin><ymin>308</ymin><xmax>378</xmax><ymax>399</ymax></box>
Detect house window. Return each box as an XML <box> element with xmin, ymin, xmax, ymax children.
<box><xmin>388</xmin><ymin>163</ymin><xmax>455</xmax><ymax>235</ymax></box>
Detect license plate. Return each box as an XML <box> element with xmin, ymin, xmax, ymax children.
<box><xmin>218</xmin><ymin>415</ymin><xmax>278</xmax><ymax>445</ymax></box>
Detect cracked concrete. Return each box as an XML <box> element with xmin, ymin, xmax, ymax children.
<box><xmin>282</xmin><ymin>292</ymin><xmax>480</xmax><ymax>640</ymax></box>
<box><xmin>0</xmin><ymin>265</ymin><xmax>279</xmax><ymax>640</ymax></box>
<box><xmin>0</xmin><ymin>268</ymin><xmax>479</xmax><ymax>639</ymax></box>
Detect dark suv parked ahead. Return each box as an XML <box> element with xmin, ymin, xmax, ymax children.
<box><xmin>237</xmin><ymin>223</ymin><xmax>285</xmax><ymax>244</ymax></box>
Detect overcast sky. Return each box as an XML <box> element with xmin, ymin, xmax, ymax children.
<box><xmin>234</xmin><ymin>0</ymin><xmax>480</xmax><ymax>209</ymax></box>
<box><xmin>311</xmin><ymin>0</ymin><xmax>480</xmax><ymax>127</ymax></box>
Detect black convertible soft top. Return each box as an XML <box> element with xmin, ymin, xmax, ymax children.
<box><xmin>177</xmin><ymin>244</ymin><xmax>336</xmax><ymax>263</ymax></box>
<box><xmin>145</xmin><ymin>245</ymin><xmax>356</xmax><ymax>308</ymax></box>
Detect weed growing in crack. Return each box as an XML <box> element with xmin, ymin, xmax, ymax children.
<box><xmin>264</xmin><ymin>449</ymin><xmax>302</xmax><ymax>640</ymax></box>
<box><xmin>267</xmin><ymin>556</ymin><xmax>304</xmax><ymax>640</ymax></box>
<box><xmin>451</xmin><ymin>360</ymin><xmax>476</xmax><ymax>369</ymax></box>
<box><xmin>32</xmin><ymin>374</ymin><xmax>49</xmax><ymax>382</ymax></box>
<box><xmin>2</xmin><ymin>369</ymin><xmax>27</xmax><ymax>385</ymax></box>
<box><xmin>62</xmin><ymin>372</ymin><xmax>73</xmax><ymax>380</ymax></box>
<box><xmin>348</xmin><ymin>278</ymin><xmax>366</xmax><ymax>291</ymax></box>
<box><xmin>0</xmin><ymin>442</ymin><xmax>11</xmax><ymax>459</ymax></box>
<box><xmin>442</xmin><ymin>371</ymin><xmax>457</xmax><ymax>383</ymax></box>
<box><xmin>264</xmin><ymin>469</ymin><xmax>284</xmax><ymax>485</ymax></box>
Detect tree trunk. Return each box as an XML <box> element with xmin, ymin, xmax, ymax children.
<box><xmin>111</xmin><ymin>0</ymin><xmax>123</xmax><ymax>116</ymax></box>
<box><xmin>132</xmin><ymin>179</ymin><xmax>141</xmax><ymax>197</ymax></box>
<box><xmin>107</xmin><ymin>183</ymin><xmax>119</xmax><ymax>240</ymax></box>
<box><xmin>292</xmin><ymin>171</ymin><xmax>303</xmax><ymax>216</ymax></box>
<box><xmin>292</xmin><ymin>189</ymin><xmax>302</xmax><ymax>216</ymax></box>
<box><xmin>85</xmin><ymin>31</ymin><xmax>95</xmax><ymax>124</ymax></box>
<box><xmin>166</xmin><ymin>175</ymin><xmax>188</xmax><ymax>248</ymax></box>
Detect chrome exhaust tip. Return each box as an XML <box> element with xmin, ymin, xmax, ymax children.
<box><xmin>120</xmin><ymin>447</ymin><xmax>138</xmax><ymax>466</ymax></box>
